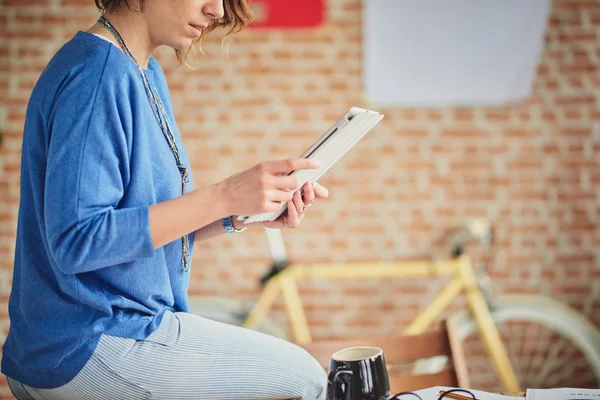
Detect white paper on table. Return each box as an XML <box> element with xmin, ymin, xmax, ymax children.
<box><xmin>411</xmin><ymin>386</ymin><xmax>522</xmax><ymax>400</ymax></box>
<box><xmin>526</xmin><ymin>388</ymin><xmax>600</xmax><ymax>400</ymax></box>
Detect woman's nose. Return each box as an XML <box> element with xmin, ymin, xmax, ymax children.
<box><xmin>203</xmin><ymin>0</ymin><xmax>225</xmax><ymax>20</ymax></box>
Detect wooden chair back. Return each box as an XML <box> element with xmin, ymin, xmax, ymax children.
<box><xmin>302</xmin><ymin>320</ymin><xmax>470</xmax><ymax>393</ymax></box>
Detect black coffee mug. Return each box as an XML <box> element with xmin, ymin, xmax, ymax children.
<box><xmin>326</xmin><ymin>346</ymin><xmax>391</xmax><ymax>400</ymax></box>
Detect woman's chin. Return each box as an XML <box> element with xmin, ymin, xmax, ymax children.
<box><xmin>168</xmin><ymin>38</ymin><xmax>194</xmax><ymax>51</ymax></box>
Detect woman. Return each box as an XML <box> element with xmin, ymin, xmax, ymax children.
<box><xmin>2</xmin><ymin>0</ymin><xmax>329</xmax><ymax>398</ymax></box>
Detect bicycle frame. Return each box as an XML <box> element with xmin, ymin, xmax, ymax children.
<box><xmin>242</xmin><ymin>254</ymin><xmax>522</xmax><ymax>392</ymax></box>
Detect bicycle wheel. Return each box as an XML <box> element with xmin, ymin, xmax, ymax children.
<box><xmin>451</xmin><ymin>295</ymin><xmax>600</xmax><ymax>391</ymax></box>
<box><xmin>187</xmin><ymin>296</ymin><xmax>288</xmax><ymax>340</ymax></box>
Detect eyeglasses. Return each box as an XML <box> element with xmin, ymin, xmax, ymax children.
<box><xmin>391</xmin><ymin>388</ymin><xmax>478</xmax><ymax>400</ymax></box>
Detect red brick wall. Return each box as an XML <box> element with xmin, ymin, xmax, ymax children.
<box><xmin>1</xmin><ymin>0</ymin><xmax>599</xmax><ymax>396</ymax></box>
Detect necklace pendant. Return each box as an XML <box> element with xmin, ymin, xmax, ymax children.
<box><xmin>178</xmin><ymin>165</ymin><xmax>189</xmax><ymax>183</ymax></box>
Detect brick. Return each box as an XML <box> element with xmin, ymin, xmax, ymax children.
<box><xmin>557</xmin><ymin>159</ymin><xmax>596</xmax><ymax>168</ymax></box>
<box><xmin>4</xmin><ymin>31</ymin><xmax>52</xmax><ymax>41</ymax></box>
<box><xmin>560</xmin><ymin>63</ymin><xmax>598</xmax><ymax>74</ymax></box>
<box><xmin>393</xmin><ymin>128</ymin><xmax>428</xmax><ymax>138</ymax></box>
<box><xmin>560</xmin><ymin>127</ymin><xmax>593</xmax><ymax>136</ymax></box>
<box><xmin>504</xmin><ymin>128</ymin><xmax>540</xmax><ymax>137</ymax></box>
<box><xmin>441</xmin><ymin>128</ymin><xmax>488</xmax><ymax>137</ymax></box>
<box><xmin>14</xmin><ymin>15</ymin><xmax>37</xmax><ymax>25</ymax></box>
<box><xmin>557</xmin><ymin>31</ymin><xmax>597</xmax><ymax>43</ymax></box>
<box><xmin>453</xmin><ymin>109</ymin><xmax>475</xmax><ymax>122</ymax></box>
<box><xmin>563</xmin><ymin>109</ymin><xmax>583</xmax><ymax>119</ymax></box>
<box><xmin>550</xmin><ymin>13</ymin><xmax>582</xmax><ymax>26</ymax></box>
<box><xmin>401</xmin><ymin>109</ymin><xmax>420</xmax><ymax>120</ymax></box>
<box><xmin>541</xmin><ymin>110</ymin><xmax>558</xmax><ymax>121</ymax></box>
<box><xmin>556</xmin><ymin>95</ymin><xmax>596</xmax><ymax>105</ymax></box>
<box><xmin>3</xmin><ymin>0</ymin><xmax>47</xmax><ymax>5</ymax></box>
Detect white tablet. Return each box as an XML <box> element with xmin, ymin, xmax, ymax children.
<box><xmin>238</xmin><ymin>106</ymin><xmax>384</xmax><ymax>224</ymax></box>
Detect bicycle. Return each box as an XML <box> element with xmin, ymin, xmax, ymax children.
<box><xmin>188</xmin><ymin>219</ymin><xmax>600</xmax><ymax>392</ymax></box>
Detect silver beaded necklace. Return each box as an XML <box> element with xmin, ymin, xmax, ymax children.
<box><xmin>98</xmin><ymin>16</ymin><xmax>191</xmax><ymax>272</ymax></box>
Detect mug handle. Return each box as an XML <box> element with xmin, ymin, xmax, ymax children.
<box><xmin>332</xmin><ymin>370</ymin><xmax>353</xmax><ymax>400</ymax></box>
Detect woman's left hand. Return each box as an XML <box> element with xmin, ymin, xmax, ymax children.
<box><xmin>256</xmin><ymin>181</ymin><xmax>329</xmax><ymax>229</ymax></box>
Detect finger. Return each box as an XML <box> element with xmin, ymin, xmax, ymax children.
<box><xmin>258</xmin><ymin>211</ymin><xmax>286</xmax><ymax>229</ymax></box>
<box><xmin>264</xmin><ymin>201</ymin><xmax>286</xmax><ymax>213</ymax></box>
<box><xmin>313</xmin><ymin>182</ymin><xmax>329</xmax><ymax>198</ymax></box>
<box><xmin>260</xmin><ymin>219</ymin><xmax>283</xmax><ymax>229</ymax></box>
<box><xmin>273</xmin><ymin>175</ymin><xmax>301</xmax><ymax>190</ymax></box>
<box><xmin>285</xmin><ymin>200</ymin><xmax>300</xmax><ymax>227</ymax></box>
<box><xmin>302</xmin><ymin>181</ymin><xmax>315</xmax><ymax>205</ymax></box>
<box><xmin>266</xmin><ymin>158</ymin><xmax>321</xmax><ymax>174</ymax></box>
<box><xmin>292</xmin><ymin>190</ymin><xmax>304</xmax><ymax>214</ymax></box>
<box><xmin>269</xmin><ymin>189</ymin><xmax>294</xmax><ymax>203</ymax></box>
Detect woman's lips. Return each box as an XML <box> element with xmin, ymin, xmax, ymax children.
<box><xmin>189</xmin><ymin>24</ymin><xmax>205</xmax><ymax>37</ymax></box>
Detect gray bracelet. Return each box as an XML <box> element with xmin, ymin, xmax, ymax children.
<box><xmin>222</xmin><ymin>216</ymin><xmax>247</xmax><ymax>233</ymax></box>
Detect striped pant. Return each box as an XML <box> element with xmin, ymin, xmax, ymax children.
<box><xmin>6</xmin><ymin>311</ymin><xmax>327</xmax><ymax>399</ymax></box>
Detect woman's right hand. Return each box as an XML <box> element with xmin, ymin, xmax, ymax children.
<box><xmin>217</xmin><ymin>158</ymin><xmax>321</xmax><ymax>217</ymax></box>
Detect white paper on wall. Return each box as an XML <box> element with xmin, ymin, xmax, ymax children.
<box><xmin>363</xmin><ymin>0</ymin><xmax>551</xmax><ymax>107</ymax></box>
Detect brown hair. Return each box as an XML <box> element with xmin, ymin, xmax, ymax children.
<box><xmin>94</xmin><ymin>0</ymin><xmax>254</xmax><ymax>68</ymax></box>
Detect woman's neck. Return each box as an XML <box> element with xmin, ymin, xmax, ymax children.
<box><xmin>88</xmin><ymin>12</ymin><xmax>156</xmax><ymax>69</ymax></box>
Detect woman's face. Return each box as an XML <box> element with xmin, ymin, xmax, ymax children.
<box><xmin>144</xmin><ymin>0</ymin><xmax>225</xmax><ymax>49</ymax></box>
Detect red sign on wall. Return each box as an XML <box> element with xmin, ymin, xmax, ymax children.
<box><xmin>248</xmin><ymin>0</ymin><xmax>325</xmax><ymax>29</ymax></box>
